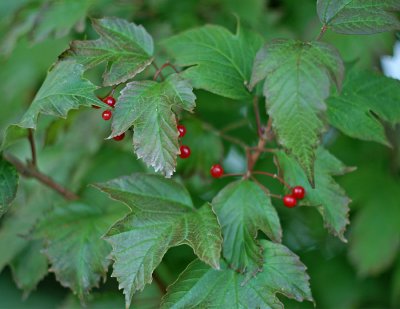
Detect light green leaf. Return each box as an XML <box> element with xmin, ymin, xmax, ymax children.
<box><xmin>0</xmin><ymin>184</ymin><xmax>54</xmax><ymax>273</ymax></box>
<box><xmin>35</xmin><ymin>202</ymin><xmax>126</xmax><ymax>300</ymax></box>
<box><xmin>67</xmin><ymin>17</ymin><xmax>154</xmax><ymax>86</ymax></box>
<box><xmin>317</xmin><ymin>0</ymin><xmax>400</xmax><ymax>34</ymax></box>
<box><xmin>348</xmin><ymin>167</ymin><xmax>400</xmax><ymax>276</ymax></box>
<box><xmin>0</xmin><ymin>155</ymin><xmax>19</xmax><ymax>217</ymax></box>
<box><xmin>276</xmin><ymin>147</ymin><xmax>351</xmax><ymax>241</ymax></box>
<box><xmin>18</xmin><ymin>60</ymin><xmax>101</xmax><ymax>129</ymax></box>
<box><xmin>111</xmin><ymin>74</ymin><xmax>196</xmax><ymax>177</ymax></box>
<box><xmin>94</xmin><ymin>173</ymin><xmax>222</xmax><ymax>308</ymax></box>
<box><xmin>32</xmin><ymin>0</ymin><xmax>93</xmax><ymax>43</ymax></box>
<box><xmin>162</xmin><ymin>25</ymin><xmax>263</xmax><ymax>100</ymax></box>
<box><xmin>212</xmin><ymin>180</ymin><xmax>281</xmax><ymax>273</ymax></box>
<box><xmin>327</xmin><ymin>69</ymin><xmax>400</xmax><ymax>145</ymax></box>
<box><xmin>250</xmin><ymin>39</ymin><xmax>344</xmax><ymax>183</ymax></box>
<box><xmin>161</xmin><ymin>240</ymin><xmax>313</xmax><ymax>309</ymax></box>
<box><xmin>10</xmin><ymin>240</ymin><xmax>48</xmax><ymax>297</ymax></box>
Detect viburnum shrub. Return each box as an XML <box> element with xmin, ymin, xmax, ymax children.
<box><xmin>1</xmin><ymin>1</ymin><xmax>400</xmax><ymax>308</ymax></box>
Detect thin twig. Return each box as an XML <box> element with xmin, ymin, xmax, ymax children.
<box><xmin>247</xmin><ymin>147</ymin><xmax>276</xmax><ymax>153</ymax></box>
<box><xmin>202</xmin><ymin>121</ymin><xmax>248</xmax><ymax>149</ymax></box>
<box><xmin>151</xmin><ymin>62</ymin><xmax>165</xmax><ymax>80</ymax></box>
<box><xmin>3</xmin><ymin>153</ymin><xmax>79</xmax><ymax>201</ymax></box>
<box><xmin>153</xmin><ymin>61</ymin><xmax>179</xmax><ymax>81</ymax></box>
<box><xmin>316</xmin><ymin>24</ymin><xmax>328</xmax><ymax>41</ymax></box>
<box><xmin>221</xmin><ymin>173</ymin><xmax>244</xmax><ymax>178</ymax></box>
<box><xmin>250</xmin><ymin>176</ymin><xmax>282</xmax><ymax>199</ymax></box>
<box><xmin>252</xmin><ymin>171</ymin><xmax>291</xmax><ymax>189</ymax></box>
<box><xmin>27</xmin><ymin>129</ymin><xmax>37</xmax><ymax>167</ymax></box>
<box><xmin>253</xmin><ymin>96</ymin><xmax>263</xmax><ymax>138</ymax></box>
<box><xmin>220</xmin><ymin>119</ymin><xmax>248</xmax><ymax>133</ymax></box>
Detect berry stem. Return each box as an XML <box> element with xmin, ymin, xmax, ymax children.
<box><xmin>27</xmin><ymin>129</ymin><xmax>37</xmax><ymax>167</ymax></box>
<box><xmin>251</xmin><ymin>171</ymin><xmax>291</xmax><ymax>189</ymax></box>
<box><xmin>3</xmin><ymin>153</ymin><xmax>79</xmax><ymax>201</ymax></box>
<box><xmin>250</xmin><ymin>176</ymin><xmax>282</xmax><ymax>199</ymax></box>
<box><xmin>221</xmin><ymin>173</ymin><xmax>244</xmax><ymax>178</ymax></box>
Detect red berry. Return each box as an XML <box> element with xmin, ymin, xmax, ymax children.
<box><xmin>113</xmin><ymin>132</ymin><xmax>125</xmax><ymax>141</ymax></box>
<box><xmin>210</xmin><ymin>164</ymin><xmax>224</xmax><ymax>178</ymax></box>
<box><xmin>179</xmin><ymin>145</ymin><xmax>191</xmax><ymax>159</ymax></box>
<box><xmin>103</xmin><ymin>96</ymin><xmax>116</xmax><ymax>107</ymax></box>
<box><xmin>177</xmin><ymin>124</ymin><xmax>186</xmax><ymax>138</ymax></box>
<box><xmin>292</xmin><ymin>186</ymin><xmax>305</xmax><ymax>199</ymax></box>
<box><xmin>283</xmin><ymin>195</ymin><xmax>297</xmax><ymax>208</ymax></box>
<box><xmin>102</xmin><ymin>110</ymin><xmax>112</xmax><ymax>121</ymax></box>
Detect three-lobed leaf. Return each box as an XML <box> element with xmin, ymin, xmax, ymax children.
<box><xmin>250</xmin><ymin>39</ymin><xmax>344</xmax><ymax>184</ymax></box>
<box><xmin>327</xmin><ymin>68</ymin><xmax>400</xmax><ymax>145</ymax></box>
<box><xmin>111</xmin><ymin>74</ymin><xmax>196</xmax><ymax>177</ymax></box>
<box><xmin>18</xmin><ymin>60</ymin><xmax>102</xmax><ymax>129</ymax></box>
<box><xmin>162</xmin><ymin>25</ymin><xmax>263</xmax><ymax>100</ymax></box>
<box><xmin>67</xmin><ymin>17</ymin><xmax>154</xmax><ymax>86</ymax></box>
<box><xmin>35</xmin><ymin>202</ymin><xmax>126</xmax><ymax>300</ymax></box>
<box><xmin>317</xmin><ymin>0</ymin><xmax>400</xmax><ymax>34</ymax></box>
<box><xmin>0</xmin><ymin>155</ymin><xmax>19</xmax><ymax>217</ymax></box>
<box><xmin>94</xmin><ymin>173</ymin><xmax>222</xmax><ymax>308</ymax></box>
<box><xmin>161</xmin><ymin>240</ymin><xmax>313</xmax><ymax>309</ymax></box>
<box><xmin>276</xmin><ymin>147</ymin><xmax>352</xmax><ymax>241</ymax></box>
<box><xmin>212</xmin><ymin>180</ymin><xmax>281</xmax><ymax>273</ymax></box>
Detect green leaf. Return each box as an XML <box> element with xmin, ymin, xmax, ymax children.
<box><xmin>348</xmin><ymin>167</ymin><xmax>400</xmax><ymax>276</ymax></box>
<box><xmin>327</xmin><ymin>69</ymin><xmax>400</xmax><ymax>145</ymax></box>
<box><xmin>162</xmin><ymin>25</ymin><xmax>263</xmax><ymax>100</ymax></box>
<box><xmin>35</xmin><ymin>202</ymin><xmax>126</xmax><ymax>300</ymax></box>
<box><xmin>0</xmin><ymin>125</ymin><xmax>29</xmax><ymax>150</ymax></box>
<box><xmin>10</xmin><ymin>240</ymin><xmax>48</xmax><ymax>297</ymax></box>
<box><xmin>94</xmin><ymin>173</ymin><xmax>222</xmax><ymax>308</ymax></box>
<box><xmin>317</xmin><ymin>0</ymin><xmax>400</xmax><ymax>34</ymax></box>
<box><xmin>276</xmin><ymin>147</ymin><xmax>351</xmax><ymax>241</ymax></box>
<box><xmin>0</xmin><ymin>184</ymin><xmax>54</xmax><ymax>273</ymax></box>
<box><xmin>31</xmin><ymin>0</ymin><xmax>92</xmax><ymax>43</ymax></box>
<box><xmin>0</xmin><ymin>155</ymin><xmax>19</xmax><ymax>217</ymax></box>
<box><xmin>18</xmin><ymin>60</ymin><xmax>101</xmax><ymax>129</ymax></box>
<box><xmin>67</xmin><ymin>17</ymin><xmax>154</xmax><ymax>86</ymax></box>
<box><xmin>60</xmin><ymin>293</ymin><xmax>125</xmax><ymax>309</ymax></box>
<box><xmin>250</xmin><ymin>40</ymin><xmax>344</xmax><ymax>183</ymax></box>
<box><xmin>392</xmin><ymin>257</ymin><xmax>400</xmax><ymax>306</ymax></box>
<box><xmin>212</xmin><ymin>180</ymin><xmax>282</xmax><ymax>272</ymax></box>
<box><xmin>161</xmin><ymin>240</ymin><xmax>313</xmax><ymax>309</ymax></box>
<box><xmin>111</xmin><ymin>74</ymin><xmax>196</xmax><ymax>177</ymax></box>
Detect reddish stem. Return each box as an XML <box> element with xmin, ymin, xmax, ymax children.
<box><xmin>28</xmin><ymin>129</ymin><xmax>37</xmax><ymax>167</ymax></box>
<box><xmin>252</xmin><ymin>171</ymin><xmax>291</xmax><ymax>189</ymax></box>
<box><xmin>153</xmin><ymin>61</ymin><xmax>179</xmax><ymax>81</ymax></box>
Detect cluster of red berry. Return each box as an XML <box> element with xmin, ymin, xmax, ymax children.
<box><xmin>94</xmin><ymin>96</ymin><xmax>125</xmax><ymax>141</ymax></box>
<box><xmin>283</xmin><ymin>186</ymin><xmax>305</xmax><ymax>208</ymax></box>
<box><xmin>177</xmin><ymin>124</ymin><xmax>191</xmax><ymax>159</ymax></box>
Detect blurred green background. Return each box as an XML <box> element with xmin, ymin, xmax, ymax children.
<box><xmin>0</xmin><ymin>0</ymin><xmax>399</xmax><ymax>308</ymax></box>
